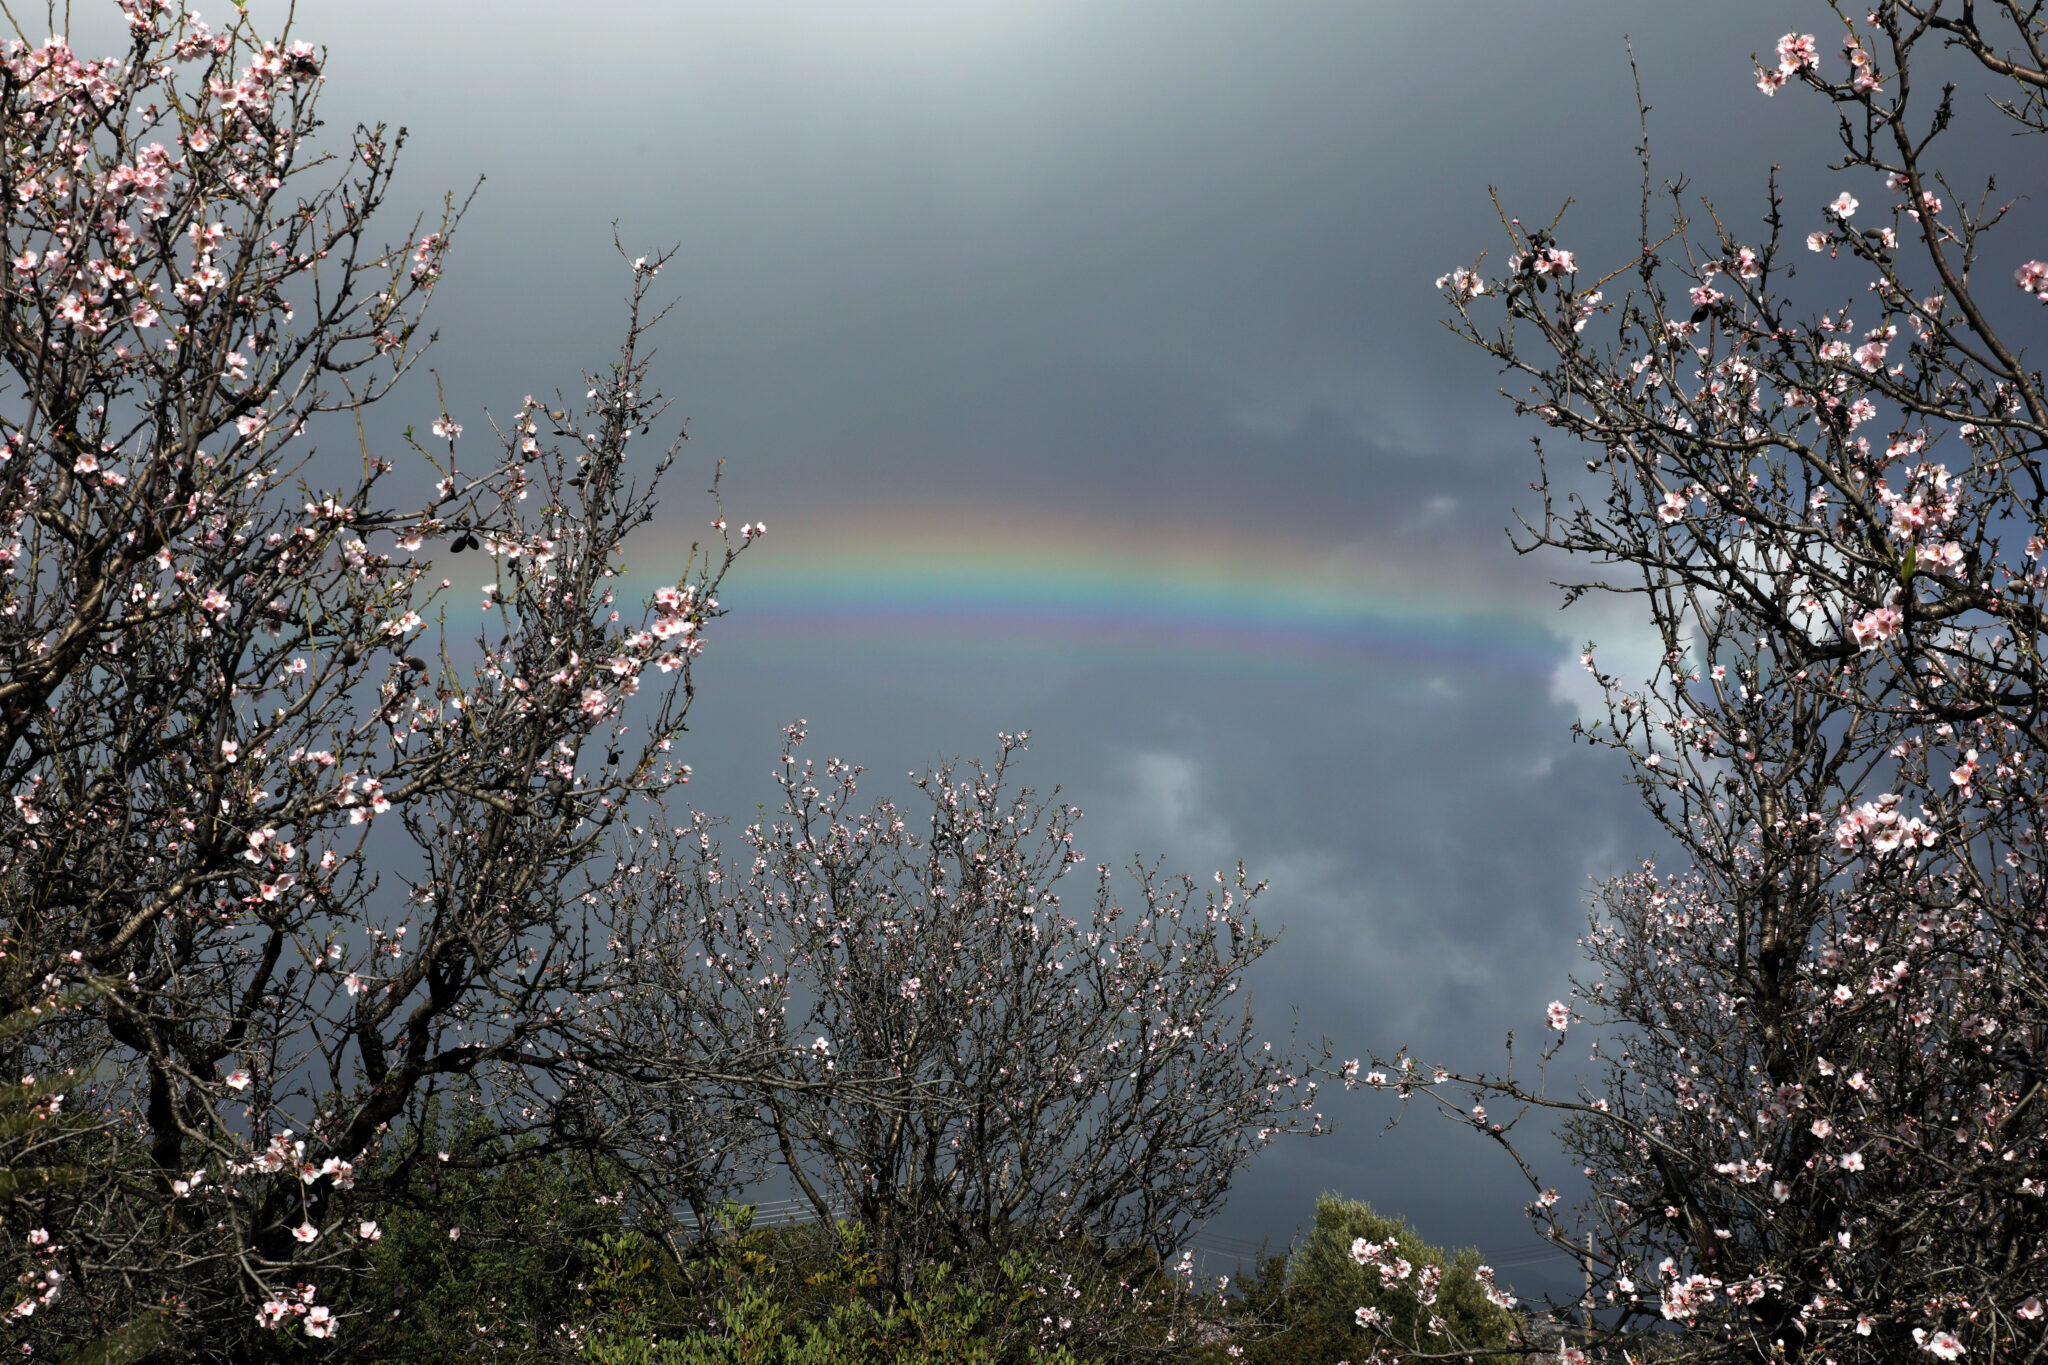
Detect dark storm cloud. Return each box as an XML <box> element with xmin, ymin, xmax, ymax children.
<box><xmin>205</xmin><ymin>0</ymin><xmax>1909</xmax><ymax>1281</ymax></box>
<box><xmin>302</xmin><ymin>0</ymin><xmax>1845</xmax><ymax>493</ymax></box>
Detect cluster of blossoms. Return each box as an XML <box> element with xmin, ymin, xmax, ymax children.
<box><xmin>1849</xmin><ymin>602</ymin><xmax>1903</xmax><ymax>650</ymax></box>
<box><xmin>1509</xmin><ymin>245</ymin><xmax>1577</xmax><ymax>277</ymax></box>
<box><xmin>2016</xmin><ymin>258</ymin><xmax>2048</xmax><ymax>302</ymax></box>
<box><xmin>1756</xmin><ymin>31</ymin><xmax>1821</xmax><ymax>94</ymax></box>
<box><xmin>1831</xmin><ymin>793</ymin><xmax>1938</xmax><ymax>853</ymax></box>
<box><xmin>233</xmin><ymin>1129</ymin><xmax>358</xmax><ymax>1190</ymax></box>
<box><xmin>8</xmin><ymin>1227</ymin><xmax>63</xmax><ymax>1321</ymax></box>
<box><xmin>1434</xmin><ymin>266</ymin><xmax>1486</xmax><ymax>301</ymax></box>
<box><xmin>254</xmin><ymin>1285</ymin><xmax>332</xmax><ymax>1338</ymax></box>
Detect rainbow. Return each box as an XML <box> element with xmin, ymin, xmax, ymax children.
<box><xmin>607</xmin><ymin>499</ymin><xmax>1574</xmax><ymax>689</ymax></box>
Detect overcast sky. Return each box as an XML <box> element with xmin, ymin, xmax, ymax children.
<box><xmin>181</xmin><ymin>0</ymin><xmax>1978</xmax><ymax>1289</ymax></box>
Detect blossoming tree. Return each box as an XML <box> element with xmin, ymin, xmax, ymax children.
<box><xmin>1353</xmin><ymin>4</ymin><xmax>2048</xmax><ymax>1362</ymax></box>
<box><xmin>607</xmin><ymin>726</ymin><xmax>1326</xmax><ymax>1346</ymax></box>
<box><xmin>0</xmin><ymin>2</ymin><xmax>760</xmax><ymax>1353</ymax></box>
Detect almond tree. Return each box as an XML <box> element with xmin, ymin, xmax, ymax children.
<box><xmin>609</xmin><ymin>726</ymin><xmax>1326</xmax><ymax>1351</ymax></box>
<box><xmin>0</xmin><ymin>3</ymin><xmax>759</xmax><ymax>1355</ymax></box>
<box><xmin>1351</xmin><ymin>5</ymin><xmax>2048</xmax><ymax>1362</ymax></box>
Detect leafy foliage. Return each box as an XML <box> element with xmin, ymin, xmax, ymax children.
<box><xmin>1181</xmin><ymin>1195</ymin><xmax>1512</xmax><ymax>1365</ymax></box>
<box><xmin>576</xmin><ymin>1208</ymin><xmax>1103</xmax><ymax>1365</ymax></box>
<box><xmin>317</xmin><ymin>1101</ymin><xmax>656</xmax><ymax>1362</ymax></box>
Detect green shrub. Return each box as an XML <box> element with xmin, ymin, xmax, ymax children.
<box><xmin>324</xmin><ymin>1102</ymin><xmax>659</xmax><ymax>1362</ymax></box>
<box><xmin>1187</xmin><ymin>1194</ymin><xmax>1515</xmax><ymax>1365</ymax></box>
<box><xmin>580</xmin><ymin>1213</ymin><xmax>1098</xmax><ymax>1365</ymax></box>
<box><xmin>1290</xmin><ymin>1194</ymin><xmax>1513</xmax><ymax>1353</ymax></box>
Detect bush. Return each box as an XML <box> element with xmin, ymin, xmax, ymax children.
<box><xmin>1289</xmin><ymin>1195</ymin><xmax>1513</xmax><ymax>1355</ymax></box>
<box><xmin>1190</xmin><ymin>1195</ymin><xmax>1513</xmax><ymax>1365</ymax></box>
<box><xmin>306</xmin><ymin>1099</ymin><xmax>664</xmax><ymax>1362</ymax></box>
<box><xmin>578</xmin><ymin>1211</ymin><xmax>1099</xmax><ymax>1365</ymax></box>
